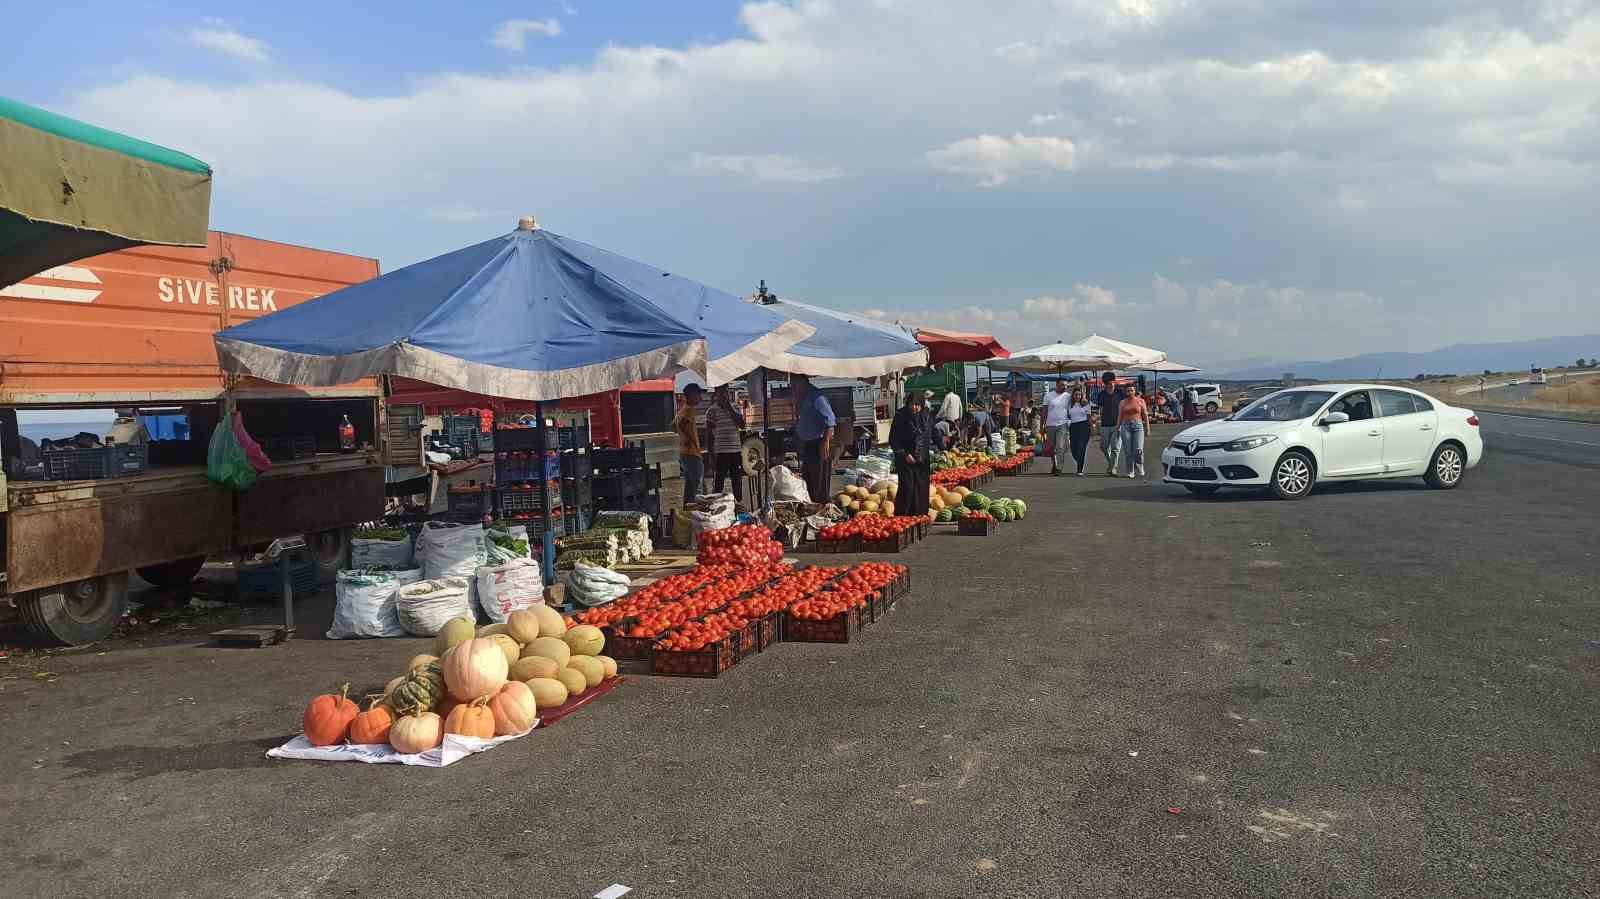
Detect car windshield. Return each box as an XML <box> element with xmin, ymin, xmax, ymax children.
<box><xmin>1233</xmin><ymin>390</ymin><xmax>1334</xmax><ymax>422</ymax></box>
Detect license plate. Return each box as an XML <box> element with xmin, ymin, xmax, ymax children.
<box><xmin>1173</xmin><ymin>457</ymin><xmax>1206</xmax><ymax>468</ymax></box>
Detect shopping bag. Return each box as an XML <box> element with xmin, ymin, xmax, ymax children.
<box><xmin>207</xmin><ymin>416</ymin><xmax>260</xmax><ymax>491</ymax></box>
<box><xmin>1041</xmin><ymin>438</ymin><xmax>1054</xmax><ymax>457</ymax></box>
<box><xmin>232</xmin><ymin>411</ymin><xmax>273</xmax><ymax>473</ymax></box>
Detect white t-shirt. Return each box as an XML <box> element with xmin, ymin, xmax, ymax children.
<box><xmin>1043</xmin><ymin>391</ymin><xmax>1073</xmax><ymax>427</ymax></box>
<box><xmin>1068</xmin><ymin>402</ymin><xmax>1091</xmax><ymax>424</ymax></box>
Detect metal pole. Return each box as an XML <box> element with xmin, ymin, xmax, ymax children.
<box><xmin>279</xmin><ymin>552</ymin><xmax>294</xmax><ymax>635</ymax></box>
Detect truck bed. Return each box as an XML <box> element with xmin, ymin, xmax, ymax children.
<box><xmin>5</xmin><ymin>452</ymin><xmax>379</xmax><ymax>509</ymax></box>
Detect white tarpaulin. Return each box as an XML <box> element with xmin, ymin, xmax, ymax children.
<box><xmin>267</xmin><ymin>726</ymin><xmax>535</xmax><ymax>768</ymax></box>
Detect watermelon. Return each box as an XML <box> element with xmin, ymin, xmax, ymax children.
<box><xmin>963</xmin><ymin>493</ymin><xmax>991</xmax><ymax>511</ymax></box>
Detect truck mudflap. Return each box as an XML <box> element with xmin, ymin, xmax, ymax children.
<box><xmin>4</xmin><ymin>487</ymin><xmax>231</xmax><ymax>594</ymax></box>
<box><xmin>234</xmin><ymin>463</ymin><xmax>384</xmax><ymax>546</ymax></box>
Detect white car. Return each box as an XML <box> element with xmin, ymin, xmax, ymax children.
<box><xmin>1160</xmin><ymin>384</ymin><xmax>1483</xmax><ymax>499</ymax></box>
<box><xmin>1185</xmin><ymin>383</ymin><xmax>1223</xmax><ymax>414</ymax></box>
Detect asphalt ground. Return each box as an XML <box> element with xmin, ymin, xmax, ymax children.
<box><xmin>2</xmin><ymin>421</ymin><xmax>1597</xmax><ymax>898</ymax></box>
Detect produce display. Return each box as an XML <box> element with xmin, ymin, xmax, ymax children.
<box><xmin>817</xmin><ymin>515</ymin><xmax>923</xmax><ymax>542</ymax></box>
<box><xmin>930</xmin><ymin>490</ymin><xmax>1027</xmax><ymax>523</ymax></box>
<box><xmin>788</xmin><ymin>561</ymin><xmax>905</xmax><ymax>620</ymax></box>
<box><xmin>696</xmin><ymin>524</ymin><xmax>784</xmax><ymax>565</ymax></box>
<box><xmin>931</xmin><ymin>464</ymin><xmax>992</xmax><ymax>485</ymax></box>
<box><xmin>834</xmin><ymin>481</ymin><xmax>898</xmax><ymax>518</ymax></box>
<box><xmin>575</xmin><ymin>564</ymin><xmax>741</xmax><ymax>628</ymax></box>
<box><xmin>615</xmin><ymin>563</ymin><xmax>790</xmax><ymax>638</ymax></box>
<box><xmin>992</xmin><ymin>452</ymin><xmax>1033</xmax><ymax>473</ymax></box>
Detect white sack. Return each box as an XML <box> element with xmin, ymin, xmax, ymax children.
<box><xmin>475</xmin><ymin>557</ymin><xmax>544</xmax><ymax>623</ymax></box>
<box><xmin>326</xmin><ymin>567</ymin><xmax>422</xmax><ymax>639</ymax></box>
<box><xmin>395</xmin><ymin>577</ymin><xmax>474</xmax><ymax>636</ymax></box>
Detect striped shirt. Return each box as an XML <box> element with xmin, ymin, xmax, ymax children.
<box><xmin>703</xmin><ymin>402</ymin><xmax>744</xmax><ymax>454</ymax></box>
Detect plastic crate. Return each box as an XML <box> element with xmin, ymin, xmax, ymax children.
<box><xmin>651</xmin><ymin>631</ymin><xmax>740</xmax><ymax>677</ymax></box>
<box><xmin>592</xmin><ymin>469</ymin><xmax>648</xmax><ymax>498</ymax></box>
<box><xmin>236</xmin><ymin>556</ymin><xmax>318</xmax><ymax>601</ymax></box>
<box><xmin>862</xmin><ymin>529</ymin><xmax>916</xmax><ymax>553</ymax></box>
<box><xmin>561</xmin><ymin>504</ymin><xmax>593</xmax><ymax>535</ymax></box>
<box><xmin>447</xmin><ymin>486</ymin><xmax>493</xmax><ymax>521</ymax></box>
<box><xmin>815</xmin><ymin>535</ymin><xmax>860</xmax><ymax>554</ymax></box>
<box><xmin>782</xmin><ymin>605</ymin><xmax>865</xmax><ymax>643</ymax></box>
<box><xmin>591</xmin><ymin>446</ymin><xmax>646</xmax><ymax>471</ymax></box>
<box><xmin>495</xmin><ymin>426</ymin><xmax>557</xmax><ymax>451</ymax></box>
<box><xmin>262</xmin><ymin>435</ymin><xmax>317</xmax><ymax>461</ymax></box>
<box><xmin>558</xmin><ymin>424</ymin><xmax>590</xmax><ymax>450</ymax></box>
<box><xmin>602</xmin><ymin>630</ymin><xmax>657</xmax><ymax>662</ymax></box>
<box><xmin>498</xmin><ymin>484</ymin><xmax>561</xmax><ymax>515</ymax></box>
<box><xmin>562</xmin><ymin>477</ymin><xmax>594</xmax><ymax>509</ymax></box>
<box><xmin>44</xmin><ymin>442</ymin><xmax>149</xmax><ymax>480</ymax></box>
<box><xmin>957</xmin><ymin>517</ymin><xmax>995</xmax><ymax>536</ymax></box>
<box><xmin>560</xmin><ymin>449</ymin><xmax>590</xmax><ymax>479</ymax></box>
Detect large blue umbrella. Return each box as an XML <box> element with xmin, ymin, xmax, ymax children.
<box><xmin>213</xmin><ymin>218</ymin><xmax>813</xmax><ymax>399</ymax></box>
<box><xmin>750</xmin><ymin>294</ymin><xmax>927</xmax><ymax>378</ymax></box>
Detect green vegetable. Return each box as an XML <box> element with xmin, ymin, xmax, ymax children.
<box><xmin>354</xmin><ymin>527</ymin><xmax>408</xmax><ymax>541</ymax></box>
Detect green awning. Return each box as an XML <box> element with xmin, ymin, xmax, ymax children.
<box><xmin>0</xmin><ymin>95</ymin><xmax>212</xmax><ymax>286</ymax></box>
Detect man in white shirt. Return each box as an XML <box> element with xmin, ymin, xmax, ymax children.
<box><xmin>1042</xmin><ymin>377</ymin><xmax>1073</xmax><ymax>476</ymax></box>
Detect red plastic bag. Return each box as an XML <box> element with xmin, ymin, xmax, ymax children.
<box><xmin>231</xmin><ymin>411</ymin><xmax>272</xmax><ymax>474</ymax></box>
<box><xmin>1042</xmin><ymin>438</ymin><xmax>1054</xmax><ymax>457</ymax></box>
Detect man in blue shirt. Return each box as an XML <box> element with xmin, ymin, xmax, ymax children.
<box><xmin>791</xmin><ymin>373</ymin><xmax>836</xmax><ymax>502</ymax></box>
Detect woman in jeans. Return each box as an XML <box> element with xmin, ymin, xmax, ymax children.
<box><xmin>1067</xmin><ymin>386</ymin><xmax>1093</xmax><ymax>476</ymax></box>
<box><xmin>1116</xmin><ymin>382</ymin><xmax>1149</xmax><ymax>478</ymax></box>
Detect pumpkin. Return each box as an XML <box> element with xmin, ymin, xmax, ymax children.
<box><xmin>554</xmin><ymin>666</ymin><xmax>587</xmax><ymax>697</ymax></box>
<box><xmin>303</xmin><ymin>683</ymin><xmax>359</xmax><ymax>746</ymax></box>
<box><xmin>444</xmin><ymin>697</ymin><xmax>496</xmax><ymax>739</ymax></box>
<box><xmin>442</xmin><ymin>638</ymin><xmax>509</xmax><ymax>701</ymax></box>
<box><xmin>595</xmin><ymin>654</ymin><xmax>618</xmax><ymax>678</ymax></box>
<box><xmin>384</xmin><ymin>674</ymin><xmax>406</xmax><ymax>696</ymax></box>
<box><xmin>562</xmin><ymin>624</ymin><xmax>605</xmax><ymax>657</ymax></box>
<box><xmin>524</xmin><ymin>636</ymin><xmax>571</xmax><ymax>668</ymax></box>
<box><xmin>408</xmin><ymin>653</ymin><xmax>439</xmax><ymax>671</ymax></box>
<box><xmin>505</xmin><ymin>609</ymin><xmax>542</xmax><ymax>644</ymax></box>
<box><xmin>567</xmin><ymin>655</ymin><xmax>604</xmax><ymax>690</ymax></box>
<box><xmin>489</xmin><ymin>681</ymin><xmax>537</xmax><ymax>735</ymax></box>
<box><xmin>433</xmin><ymin>616</ymin><xmax>477</xmax><ymax>655</ymax></box>
<box><xmin>348</xmin><ymin>697</ymin><xmax>394</xmax><ymax>744</ymax></box>
<box><xmin>386</xmin><ymin>662</ymin><xmax>445</xmax><ymax>712</ymax></box>
<box><xmin>477</xmin><ymin>622</ymin><xmax>509</xmax><ymax>638</ymax></box>
<box><xmin>488</xmin><ymin>634</ymin><xmax>522</xmax><ymax>667</ymax></box>
<box><xmin>532</xmin><ymin>603</ymin><xmax>567</xmax><ymax>638</ymax></box>
<box><xmin>510</xmin><ymin>655</ymin><xmax>560</xmax><ymax>682</ymax></box>
<box><xmin>525</xmin><ymin>677</ymin><xmax>569</xmax><ymax>710</ymax></box>
<box><xmin>389</xmin><ymin>709</ymin><xmax>443</xmax><ymax>754</ymax></box>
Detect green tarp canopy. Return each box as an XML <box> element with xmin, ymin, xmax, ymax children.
<box><xmin>0</xmin><ymin>95</ymin><xmax>212</xmax><ymax>286</ymax></box>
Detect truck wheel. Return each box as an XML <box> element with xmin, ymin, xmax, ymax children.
<box><xmin>309</xmin><ymin>528</ymin><xmax>351</xmax><ymax>583</ymax></box>
<box><xmin>17</xmin><ymin>573</ymin><xmax>129</xmax><ymax>646</ymax></box>
<box><xmin>136</xmin><ymin>556</ymin><xmax>208</xmax><ymax>588</ymax></box>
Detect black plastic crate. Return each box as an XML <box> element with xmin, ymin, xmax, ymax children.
<box><xmin>498</xmin><ymin>484</ymin><xmax>561</xmax><ymax>515</ymax></box>
<box><xmin>447</xmin><ymin>486</ymin><xmax>493</xmax><ymax>521</ymax></box>
<box><xmin>262</xmin><ymin>434</ymin><xmax>317</xmax><ymax>461</ymax></box>
<box><xmin>44</xmin><ymin>442</ymin><xmax>149</xmax><ymax>481</ymax></box>
<box><xmin>495</xmin><ymin>426</ymin><xmax>558</xmax><ymax>451</ymax></box>
<box><xmin>236</xmin><ymin>556</ymin><xmax>318</xmax><ymax>601</ymax></box>
<box><xmin>560</xmin><ymin>449</ymin><xmax>590</xmax><ymax>479</ymax></box>
<box><xmin>561</xmin><ymin>504</ymin><xmax>594</xmax><ymax>535</ymax></box>
<box><xmin>561</xmin><ymin>477</ymin><xmax>593</xmax><ymax>509</ymax></box>
<box><xmin>558</xmin><ymin>424</ymin><xmax>590</xmax><ymax>450</ymax></box>
<box><xmin>591</xmin><ymin>445</ymin><xmax>646</xmax><ymax>471</ymax></box>
<box><xmin>592</xmin><ymin>469</ymin><xmax>648</xmax><ymax>498</ymax></box>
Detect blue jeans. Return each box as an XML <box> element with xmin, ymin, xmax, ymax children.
<box><xmin>1099</xmin><ymin>426</ymin><xmax>1121</xmax><ymax>472</ymax></box>
<box><xmin>680</xmin><ymin>454</ymin><xmax>703</xmax><ymax>505</ymax></box>
<box><xmin>1119</xmin><ymin>421</ymin><xmax>1145</xmax><ymax>472</ymax></box>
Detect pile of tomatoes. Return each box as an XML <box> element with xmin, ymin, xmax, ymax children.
<box><xmin>622</xmin><ymin>562</ymin><xmax>791</xmax><ymax>638</ymax></box>
<box><xmin>818</xmin><ymin>515</ymin><xmax>923</xmax><ymax>542</ymax></box>
<box><xmin>654</xmin><ymin>611</ymin><xmax>745</xmax><ymax>652</ymax></box>
<box><xmin>993</xmin><ymin>454</ymin><xmax>1030</xmax><ymax>472</ymax></box>
<box><xmin>836</xmin><ymin>561</ymin><xmax>905</xmax><ymax>592</ymax></box>
<box><xmin>576</xmin><ymin>564</ymin><xmax>738</xmax><ymax>627</ymax></box>
<box><xmin>931</xmin><ymin>464</ymin><xmax>993</xmax><ymax>485</ymax></box>
<box><xmin>788</xmin><ymin>561</ymin><xmax>907</xmax><ymax>620</ymax></box>
<box><xmin>724</xmin><ymin>565</ymin><xmax>847</xmax><ymax>622</ymax></box>
<box><xmin>696</xmin><ymin>523</ymin><xmax>785</xmax><ymax>566</ymax></box>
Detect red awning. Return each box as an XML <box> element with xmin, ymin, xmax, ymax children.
<box><xmin>914</xmin><ymin>328</ymin><xmax>1010</xmax><ymax>365</ymax></box>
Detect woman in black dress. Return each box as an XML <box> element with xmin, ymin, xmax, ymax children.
<box><xmin>889</xmin><ymin>392</ymin><xmax>932</xmax><ymax>517</ymax></box>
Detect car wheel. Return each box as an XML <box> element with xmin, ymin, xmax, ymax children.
<box><xmin>1270</xmin><ymin>451</ymin><xmax>1315</xmax><ymax>500</ymax></box>
<box><xmin>1424</xmin><ymin>443</ymin><xmax>1465</xmax><ymax>490</ymax></box>
<box><xmin>1204</xmin><ymin>402</ymin><xmax>1219</xmax><ymax>414</ymax></box>
<box><xmin>1183</xmin><ymin>485</ymin><xmax>1219</xmax><ymax>496</ymax></box>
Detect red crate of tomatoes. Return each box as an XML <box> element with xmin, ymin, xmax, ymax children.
<box><xmin>652</xmin><ymin>611</ymin><xmax>747</xmax><ymax>677</ymax></box>
<box><xmin>696</xmin><ymin>523</ymin><xmax>784</xmax><ymax>566</ymax></box>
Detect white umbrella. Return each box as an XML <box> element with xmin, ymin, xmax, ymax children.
<box><xmin>984</xmin><ymin>340</ymin><xmax>1136</xmax><ymax>374</ymax></box>
<box><xmin>1076</xmin><ymin>334</ymin><xmax>1167</xmax><ymax>367</ymax></box>
<box><xmin>1139</xmin><ymin>359</ymin><xmax>1201</xmax><ymax>374</ymax></box>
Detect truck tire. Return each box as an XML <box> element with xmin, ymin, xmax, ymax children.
<box><xmin>309</xmin><ymin>527</ymin><xmax>351</xmax><ymax>583</ymax></box>
<box><xmin>136</xmin><ymin>556</ymin><xmax>208</xmax><ymax>588</ymax></box>
<box><xmin>16</xmin><ymin>572</ymin><xmax>129</xmax><ymax>646</ymax></box>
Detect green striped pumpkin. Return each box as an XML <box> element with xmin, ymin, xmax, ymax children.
<box><xmin>386</xmin><ymin>662</ymin><xmax>445</xmax><ymax>713</ymax></box>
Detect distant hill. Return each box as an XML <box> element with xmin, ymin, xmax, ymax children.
<box><xmin>1219</xmin><ymin>334</ymin><xmax>1600</xmax><ymax>381</ymax></box>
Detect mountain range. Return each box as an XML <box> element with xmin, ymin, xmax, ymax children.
<box><xmin>1218</xmin><ymin>334</ymin><xmax>1600</xmax><ymax>381</ymax></box>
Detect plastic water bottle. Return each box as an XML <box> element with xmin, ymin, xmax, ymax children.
<box><xmin>339</xmin><ymin>415</ymin><xmax>356</xmax><ymax>452</ymax></box>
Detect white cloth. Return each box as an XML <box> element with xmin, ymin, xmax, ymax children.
<box><xmin>1043</xmin><ymin>391</ymin><xmax>1074</xmax><ymax>427</ymax></box>
<box><xmin>267</xmin><ymin>728</ymin><xmax>535</xmax><ymax>767</ymax></box>
<box><xmin>1068</xmin><ymin>402</ymin><xmax>1092</xmax><ymax>424</ymax></box>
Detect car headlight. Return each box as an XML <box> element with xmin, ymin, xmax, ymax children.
<box><xmin>1222</xmin><ymin>435</ymin><xmax>1277</xmax><ymax>452</ymax></box>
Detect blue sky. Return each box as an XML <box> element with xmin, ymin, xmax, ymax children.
<box><xmin>10</xmin><ymin>1</ymin><xmax>1600</xmax><ymax>371</ymax></box>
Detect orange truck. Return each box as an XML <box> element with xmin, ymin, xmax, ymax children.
<box><xmin>0</xmin><ymin>232</ymin><xmax>418</xmax><ymax>644</ymax></box>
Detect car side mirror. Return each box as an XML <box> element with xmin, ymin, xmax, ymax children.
<box><xmin>1320</xmin><ymin>411</ymin><xmax>1350</xmax><ymax>426</ymax></box>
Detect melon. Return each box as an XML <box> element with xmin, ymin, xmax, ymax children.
<box><xmin>525</xmin><ymin>636</ymin><xmax>572</xmax><ymax>668</ymax></box>
<box><xmin>505</xmin><ymin>609</ymin><xmax>542</xmax><ymax>644</ymax></box>
<box><xmin>567</xmin><ymin>655</ymin><xmax>604</xmax><ymax>690</ymax></box>
<box><xmin>930</xmin><ymin>496</ymin><xmax>945</xmax><ymax>511</ymax></box>
<box><xmin>510</xmin><ymin>655</ymin><xmax>560</xmax><ymax>681</ymax></box>
<box><xmin>554</xmin><ymin>666</ymin><xmax>588</xmax><ymax>696</ymax></box>
<box><xmin>953</xmin><ymin>485</ymin><xmax>971</xmax><ymax>497</ymax></box>
<box><xmin>881</xmin><ymin>500</ymin><xmax>895</xmax><ymax>516</ymax></box>
<box><xmin>477</xmin><ymin>622</ymin><xmax>509</xmax><ymax>638</ymax></box>
<box><xmin>563</xmin><ymin>624</ymin><xmax>605</xmax><ymax>657</ymax></box>
<box><xmin>531</xmin><ymin>603</ymin><xmax>567</xmax><ymax>638</ymax></box>
<box><xmin>595</xmin><ymin>654</ymin><xmax>618</xmax><ymax>678</ymax></box>
<box><xmin>942</xmin><ymin>491</ymin><xmax>963</xmax><ymax>506</ymax></box>
<box><xmin>525</xmin><ymin>677</ymin><xmax>569</xmax><ymax>709</ymax></box>
<box><xmin>488</xmin><ymin>634</ymin><xmax>522</xmax><ymax>666</ymax></box>
<box><xmin>433</xmin><ymin>617</ymin><xmax>477</xmax><ymax>656</ymax></box>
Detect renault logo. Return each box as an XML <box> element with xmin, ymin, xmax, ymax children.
<box><xmin>1185</xmin><ymin>439</ymin><xmax>1201</xmax><ymax>456</ymax></box>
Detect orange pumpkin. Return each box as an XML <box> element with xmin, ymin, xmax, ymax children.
<box><xmin>303</xmin><ymin>683</ymin><xmax>359</xmax><ymax>746</ymax></box>
<box><xmin>489</xmin><ymin>681</ymin><xmax>537</xmax><ymax>735</ymax></box>
<box><xmin>436</xmin><ymin>696</ymin><xmax>462</xmax><ymax>723</ymax></box>
<box><xmin>348</xmin><ymin>697</ymin><xmax>394</xmax><ymax>745</ymax></box>
<box><xmin>444</xmin><ymin>697</ymin><xmax>496</xmax><ymax>739</ymax></box>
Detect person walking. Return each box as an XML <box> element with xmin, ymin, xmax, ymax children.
<box><xmin>1068</xmin><ymin>385</ymin><xmax>1093</xmax><ymax>476</ymax></box>
<box><xmin>791</xmin><ymin>373</ymin><xmax>836</xmax><ymax>504</ymax></box>
<box><xmin>1042</xmin><ymin>377</ymin><xmax>1072</xmax><ymax>475</ymax></box>
<box><xmin>1117</xmin><ymin>382</ymin><xmax>1150</xmax><ymax>478</ymax></box>
<box><xmin>1093</xmin><ymin>372</ymin><xmax>1122</xmax><ymax>475</ymax></box>
<box><xmin>673</xmin><ymin>384</ymin><xmax>705</xmax><ymax>505</ymax></box>
<box><xmin>702</xmin><ymin>384</ymin><xmax>746</xmax><ymax>503</ymax></box>
<box><xmin>889</xmin><ymin>391</ymin><xmax>933</xmax><ymax>518</ymax></box>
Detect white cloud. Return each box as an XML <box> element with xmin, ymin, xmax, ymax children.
<box><xmin>1028</xmin><ymin>112</ymin><xmax>1063</xmax><ymax>126</ymax></box>
<box><xmin>490</xmin><ymin>18</ymin><xmax>562</xmax><ymax>51</ymax></box>
<box><xmin>688</xmin><ymin>153</ymin><xmax>845</xmax><ymax>183</ymax></box>
<box><xmin>926</xmin><ymin>134</ymin><xmax>1078</xmax><ymax>187</ymax></box>
<box><xmin>181</xmin><ymin>20</ymin><xmax>270</xmax><ymax>62</ymax></box>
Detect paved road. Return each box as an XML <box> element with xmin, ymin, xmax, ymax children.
<box><xmin>3</xmin><ymin>424</ymin><xmax>1598</xmax><ymax>898</ymax></box>
<box><xmin>1476</xmin><ymin>411</ymin><xmax>1600</xmax><ymax>469</ymax></box>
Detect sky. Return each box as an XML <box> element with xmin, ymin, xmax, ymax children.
<box><xmin>9</xmin><ymin>0</ymin><xmax>1600</xmax><ymax>371</ymax></box>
